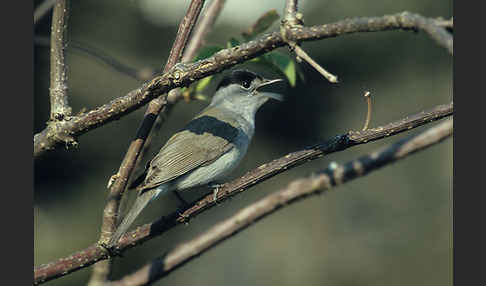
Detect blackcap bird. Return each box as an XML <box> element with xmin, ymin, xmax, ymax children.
<box><xmin>108</xmin><ymin>69</ymin><xmax>283</xmax><ymax>246</ymax></box>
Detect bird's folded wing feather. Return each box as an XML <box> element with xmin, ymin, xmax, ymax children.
<box><xmin>138</xmin><ymin>114</ymin><xmax>240</xmax><ymax>191</ymax></box>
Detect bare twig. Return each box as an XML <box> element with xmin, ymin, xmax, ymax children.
<box><xmin>433</xmin><ymin>17</ymin><xmax>453</xmax><ymax>30</ymax></box>
<box><xmin>110</xmin><ymin>118</ymin><xmax>453</xmax><ymax>286</ymax></box>
<box><xmin>400</xmin><ymin>12</ymin><xmax>453</xmax><ymax>54</ymax></box>
<box><xmin>282</xmin><ymin>0</ymin><xmax>338</xmax><ymax>83</ymax></box>
<box><xmin>294</xmin><ymin>45</ymin><xmax>338</xmax><ymax>83</ymax></box>
<box><xmin>34</xmin><ymin>0</ymin><xmax>59</xmax><ymax>24</ymax></box>
<box><xmin>35</xmin><ymin>36</ymin><xmax>157</xmax><ymax>81</ymax></box>
<box><xmin>88</xmin><ymin>1</ymin><xmax>206</xmax><ymax>284</ymax></box>
<box><xmin>34</xmin><ymin>102</ymin><xmax>453</xmax><ymax>284</ymax></box>
<box><xmin>49</xmin><ymin>0</ymin><xmax>72</xmax><ymax>121</ymax></box>
<box><xmin>70</xmin><ymin>41</ymin><xmax>157</xmax><ymax>82</ymax></box>
<box><xmin>362</xmin><ymin>91</ymin><xmax>372</xmax><ymax>131</ymax></box>
<box><xmin>34</xmin><ymin>12</ymin><xmax>453</xmax><ymax>156</ymax></box>
<box><xmin>183</xmin><ymin>0</ymin><xmax>227</xmax><ymax>61</ymax></box>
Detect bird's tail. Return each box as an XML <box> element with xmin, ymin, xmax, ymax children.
<box><xmin>108</xmin><ymin>189</ymin><xmax>159</xmax><ymax>247</ymax></box>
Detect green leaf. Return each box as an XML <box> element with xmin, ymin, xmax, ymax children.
<box><xmin>193</xmin><ymin>45</ymin><xmax>224</xmax><ymax>62</ymax></box>
<box><xmin>227</xmin><ymin>38</ymin><xmax>240</xmax><ymax>48</ymax></box>
<box><xmin>264</xmin><ymin>52</ymin><xmax>297</xmax><ymax>87</ymax></box>
<box><xmin>195</xmin><ymin>75</ymin><xmax>213</xmax><ymax>92</ymax></box>
<box><xmin>242</xmin><ymin>9</ymin><xmax>280</xmax><ymax>41</ymax></box>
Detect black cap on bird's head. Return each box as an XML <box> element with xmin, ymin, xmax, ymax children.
<box><xmin>216</xmin><ymin>70</ymin><xmax>261</xmax><ymax>90</ymax></box>
<box><xmin>215</xmin><ymin>69</ymin><xmax>284</xmax><ymax>101</ymax></box>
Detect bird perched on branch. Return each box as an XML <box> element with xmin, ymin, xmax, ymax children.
<box><xmin>108</xmin><ymin>69</ymin><xmax>284</xmax><ymax>247</ymax></box>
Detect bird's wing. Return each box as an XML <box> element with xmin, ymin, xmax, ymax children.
<box><xmin>138</xmin><ymin>113</ymin><xmax>241</xmax><ymax>191</ymax></box>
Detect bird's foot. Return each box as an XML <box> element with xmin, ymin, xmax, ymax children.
<box><xmin>209</xmin><ymin>183</ymin><xmax>223</xmax><ymax>203</ymax></box>
<box><xmin>99</xmin><ymin>242</ymin><xmax>124</xmax><ymax>258</ymax></box>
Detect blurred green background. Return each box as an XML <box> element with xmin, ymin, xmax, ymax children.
<box><xmin>34</xmin><ymin>0</ymin><xmax>453</xmax><ymax>285</ymax></box>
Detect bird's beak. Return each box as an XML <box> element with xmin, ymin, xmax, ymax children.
<box><xmin>256</xmin><ymin>78</ymin><xmax>284</xmax><ymax>101</ymax></box>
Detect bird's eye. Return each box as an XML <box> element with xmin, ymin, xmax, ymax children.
<box><xmin>242</xmin><ymin>81</ymin><xmax>251</xmax><ymax>89</ymax></box>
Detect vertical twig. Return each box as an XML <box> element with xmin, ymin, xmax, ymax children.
<box><xmin>283</xmin><ymin>0</ymin><xmax>299</xmax><ymax>26</ymax></box>
<box><xmin>34</xmin><ymin>0</ymin><xmax>59</xmax><ymax>24</ymax></box>
<box><xmin>89</xmin><ymin>1</ymin><xmax>206</xmax><ymax>285</ymax></box>
<box><xmin>49</xmin><ymin>0</ymin><xmax>72</xmax><ymax>120</ymax></box>
<box><xmin>362</xmin><ymin>91</ymin><xmax>372</xmax><ymax>131</ymax></box>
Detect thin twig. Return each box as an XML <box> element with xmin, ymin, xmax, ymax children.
<box><xmin>362</xmin><ymin>91</ymin><xmax>372</xmax><ymax>131</ymax></box>
<box><xmin>34</xmin><ymin>12</ymin><xmax>453</xmax><ymax>156</ymax></box>
<box><xmin>34</xmin><ymin>36</ymin><xmax>157</xmax><ymax>81</ymax></box>
<box><xmin>183</xmin><ymin>0</ymin><xmax>227</xmax><ymax>62</ymax></box>
<box><xmin>70</xmin><ymin>41</ymin><xmax>157</xmax><ymax>81</ymax></box>
<box><xmin>433</xmin><ymin>17</ymin><xmax>453</xmax><ymax>31</ymax></box>
<box><xmin>34</xmin><ymin>0</ymin><xmax>59</xmax><ymax>24</ymax></box>
<box><xmin>88</xmin><ymin>1</ymin><xmax>206</xmax><ymax>284</ymax></box>
<box><xmin>49</xmin><ymin>0</ymin><xmax>72</xmax><ymax>121</ymax></box>
<box><xmin>282</xmin><ymin>0</ymin><xmax>338</xmax><ymax>83</ymax></box>
<box><xmin>294</xmin><ymin>45</ymin><xmax>338</xmax><ymax>83</ymax></box>
<box><xmin>33</xmin><ymin>102</ymin><xmax>453</xmax><ymax>285</ymax></box>
<box><xmin>110</xmin><ymin>118</ymin><xmax>453</xmax><ymax>286</ymax></box>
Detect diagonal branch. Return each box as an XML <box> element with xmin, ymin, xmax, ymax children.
<box><xmin>34</xmin><ymin>12</ymin><xmax>453</xmax><ymax>157</ymax></box>
<box><xmin>33</xmin><ymin>102</ymin><xmax>453</xmax><ymax>285</ymax></box>
<box><xmin>110</xmin><ymin>118</ymin><xmax>453</xmax><ymax>286</ymax></box>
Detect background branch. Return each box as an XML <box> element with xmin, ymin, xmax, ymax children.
<box><xmin>110</xmin><ymin>118</ymin><xmax>453</xmax><ymax>286</ymax></box>
<box><xmin>34</xmin><ymin>102</ymin><xmax>452</xmax><ymax>285</ymax></box>
<box><xmin>33</xmin><ymin>12</ymin><xmax>452</xmax><ymax>157</ymax></box>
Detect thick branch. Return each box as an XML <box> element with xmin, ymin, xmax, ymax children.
<box><xmin>34</xmin><ymin>12</ymin><xmax>453</xmax><ymax>157</ymax></box>
<box><xmin>111</xmin><ymin>118</ymin><xmax>453</xmax><ymax>286</ymax></box>
<box><xmin>49</xmin><ymin>0</ymin><xmax>72</xmax><ymax>120</ymax></box>
<box><xmin>34</xmin><ymin>102</ymin><xmax>452</xmax><ymax>284</ymax></box>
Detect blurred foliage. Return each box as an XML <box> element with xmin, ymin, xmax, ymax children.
<box><xmin>34</xmin><ymin>1</ymin><xmax>452</xmax><ymax>286</ymax></box>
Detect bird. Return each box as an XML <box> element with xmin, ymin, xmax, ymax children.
<box><xmin>108</xmin><ymin>69</ymin><xmax>284</xmax><ymax>247</ymax></box>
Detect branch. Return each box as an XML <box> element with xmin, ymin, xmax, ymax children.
<box><xmin>111</xmin><ymin>118</ymin><xmax>453</xmax><ymax>286</ymax></box>
<box><xmin>33</xmin><ymin>102</ymin><xmax>453</xmax><ymax>284</ymax></box>
<box><xmin>33</xmin><ymin>11</ymin><xmax>453</xmax><ymax>157</ymax></box>
<box><xmin>70</xmin><ymin>41</ymin><xmax>157</xmax><ymax>82</ymax></box>
<box><xmin>281</xmin><ymin>0</ymin><xmax>338</xmax><ymax>83</ymax></box>
<box><xmin>34</xmin><ymin>0</ymin><xmax>59</xmax><ymax>24</ymax></box>
<box><xmin>49</xmin><ymin>0</ymin><xmax>72</xmax><ymax>121</ymax></box>
<box><xmin>35</xmin><ymin>36</ymin><xmax>157</xmax><ymax>81</ymax></box>
<box><xmin>183</xmin><ymin>0</ymin><xmax>227</xmax><ymax>62</ymax></box>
